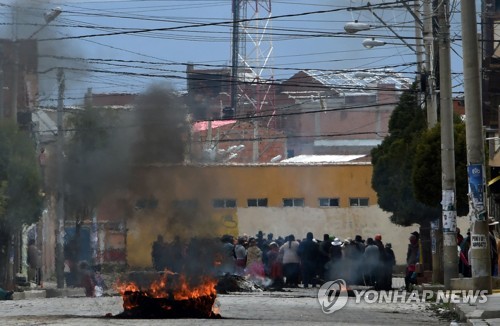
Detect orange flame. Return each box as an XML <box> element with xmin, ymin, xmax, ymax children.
<box><xmin>116</xmin><ymin>282</ymin><xmax>140</xmax><ymax>294</ymax></box>
<box><xmin>173</xmin><ymin>275</ymin><xmax>217</xmax><ymax>301</ymax></box>
<box><xmin>116</xmin><ymin>270</ymin><xmax>218</xmax><ymax>312</ymax></box>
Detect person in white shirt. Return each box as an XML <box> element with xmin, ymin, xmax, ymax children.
<box><xmin>279</xmin><ymin>235</ymin><xmax>300</xmax><ymax>287</ymax></box>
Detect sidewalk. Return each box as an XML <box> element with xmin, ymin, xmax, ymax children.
<box><xmin>452</xmin><ymin>292</ymin><xmax>500</xmax><ymax>325</ymax></box>
<box><xmin>11</xmin><ymin>281</ymin><xmax>86</xmax><ymax>300</ymax></box>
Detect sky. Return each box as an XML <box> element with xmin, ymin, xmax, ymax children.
<box><xmin>0</xmin><ymin>0</ymin><xmax>473</xmax><ymax>106</ymax></box>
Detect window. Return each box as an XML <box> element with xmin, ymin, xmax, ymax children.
<box><xmin>283</xmin><ymin>198</ymin><xmax>304</xmax><ymax>207</ymax></box>
<box><xmin>172</xmin><ymin>199</ymin><xmax>198</xmax><ymax>209</ymax></box>
<box><xmin>247</xmin><ymin>198</ymin><xmax>268</xmax><ymax>207</ymax></box>
<box><xmin>135</xmin><ymin>196</ymin><xmax>158</xmax><ymax>210</ymax></box>
<box><xmin>212</xmin><ymin>199</ymin><xmax>237</xmax><ymax>208</ymax></box>
<box><xmin>349</xmin><ymin>197</ymin><xmax>369</xmax><ymax>207</ymax></box>
<box><xmin>172</xmin><ymin>199</ymin><xmax>198</xmax><ymax>217</ymax></box>
<box><xmin>319</xmin><ymin>198</ymin><xmax>340</xmax><ymax>207</ymax></box>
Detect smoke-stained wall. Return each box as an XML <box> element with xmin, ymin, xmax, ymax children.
<box><xmin>125</xmin><ymin>163</ymin><xmax>422</xmax><ymax>268</ymax></box>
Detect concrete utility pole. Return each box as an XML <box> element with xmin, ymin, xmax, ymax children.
<box><xmin>438</xmin><ymin>0</ymin><xmax>458</xmax><ymax>289</ymax></box>
<box><xmin>11</xmin><ymin>42</ymin><xmax>19</xmax><ymax>123</ymax></box>
<box><xmin>422</xmin><ymin>0</ymin><xmax>442</xmax><ymax>283</ymax></box>
<box><xmin>10</xmin><ymin>8</ymin><xmax>18</xmax><ymax>123</ymax></box>
<box><xmin>423</xmin><ymin>0</ymin><xmax>437</xmax><ymax>128</ymax></box>
<box><xmin>55</xmin><ymin>67</ymin><xmax>65</xmax><ymax>288</ymax></box>
<box><xmin>0</xmin><ymin>47</ymin><xmax>3</xmax><ymax>119</ymax></box>
<box><xmin>460</xmin><ymin>0</ymin><xmax>492</xmax><ymax>293</ymax></box>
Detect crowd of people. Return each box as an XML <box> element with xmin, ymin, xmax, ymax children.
<box><xmin>221</xmin><ymin>231</ymin><xmax>401</xmax><ymax>290</ymax></box>
<box><xmin>147</xmin><ymin>220</ymin><xmax>500</xmax><ymax>292</ymax></box>
<box><xmin>152</xmin><ymin>231</ymin><xmax>402</xmax><ymax>290</ymax></box>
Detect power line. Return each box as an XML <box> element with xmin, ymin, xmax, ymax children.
<box><xmin>36</xmin><ymin>1</ymin><xmax>413</xmax><ymax>41</ymax></box>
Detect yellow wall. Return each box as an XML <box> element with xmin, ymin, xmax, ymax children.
<box><xmin>126</xmin><ymin>164</ymin><xmax>404</xmax><ymax>267</ymax></box>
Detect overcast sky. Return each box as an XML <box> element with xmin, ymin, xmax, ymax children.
<box><xmin>0</xmin><ymin>0</ymin><xmax>474</xmax><ymax>106</ymax></box>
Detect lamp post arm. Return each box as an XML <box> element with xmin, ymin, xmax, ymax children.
<box><xmin>28</xmin><ymin>22</ymin><xmax>50</xmax><ymax>39</ymax></box>
<box><xmin>397</xmin><ymin>0</ymin><xmax>423</xmax><ymax>28</ymax></box>
<box><xmin>367</xmin><ymin>1</ymin><xmax>416</xmax><ymax>53</ymax></box>
<box><xmin>28</xmin><ymin>7</ymin><xmax>62</xmax><ymax>39</ymax></box>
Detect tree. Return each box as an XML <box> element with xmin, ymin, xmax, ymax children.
<box><xmin>0</xmin><ymin>121</ymin><xmax>43</xmax><ymax>287</ymax></box>
<box><xmin>371</xmin><ymin>87</ymin><xmax>440</xmax><ymax>227</ymax></box>
<box><xmin>413</xmin><ymin>120</ymin><xmax>469</xmax><ymax>216</ymax></box>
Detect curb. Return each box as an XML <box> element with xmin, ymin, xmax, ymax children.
<box><xmin>12</xmin><ymin>290</ymin><xmax>46</xmax><ymax>300</ymax></box>
<box><xmin>11</xmin><ymin>288</ymin><xmax>86</xmax><ymax>300</ymax></box>
<box><xmin>45</xmin><ymin>288</ymin><xmax>86</xmax><ymax>298</ymax></box>
<box><xmin>451</xmin><ymin>300</ymin><xmax>500</xmax><ymax>325</ymax></box>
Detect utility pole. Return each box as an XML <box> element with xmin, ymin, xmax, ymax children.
<box><xmin>438</xmin><ymin>0</ymin><xmax>458</xmax><ymax>289</ymax></box>
<box><xmin>413</xmin><ymin>0</ymin><xmax>424</xmax><ymax>104</ymax></box>
<box><xmin>253</xmin><ymin>122</ymin><xmax>259</xmax><ymax>162</ymax></box>
<box><xmin>423</xmin><ymin>0</ymin><xmax>437</xmax><ymax>128</ymax></box>
<box><xmin>11</xmin><ymin>8</ymin><xmax>18</xmax><ymax>123</ymax></box>
<box><xmin>11</xmin><ymin>43</ymin><xmax>19</xmax><ymax>123</ymax></box>
<box><xmin>460</xmin><ymin>0</ymin><xmax>492</xmax><ymax>293</ymax></box>
<box><xmin>423</xmin><ymin>0</ymin><xmax>442</xmax><ymax>284</ymax></box>
<box><xmin>0</xmin><ymin>46</ymin><xmax>3</xmax><ymax>119</ymax></box>
<box><xmin>55</xmin><ymin>67</ymin><xmax>65</xmax><ymax>288</ymax></box>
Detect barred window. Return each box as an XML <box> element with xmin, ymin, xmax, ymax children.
<box><xmin>319</xmin><ymin>198</ymin><xmax>340</xmax><ymax>207</ymax></box>
<box><xmin>172</xmin><ymin>199</ymin><xmax>198</xmax><ymax>209</ymax></box>
<box><xmin>247</xmin><ymin>198</ymin><xmax>268</xmax><ymax>207</ymax></box>
<box><xmin>213</xmin><ymin>199</ymin><xmax>237</xmax><ymax>208</ymax></box>
<box><xmin>349</xmin><ymin>198</ymin><xmax>369</xmax><ymax>207</ymax></box>
<box><xmin>283</xmin><ymin>198</ymin><xmax>304</xmax><ymax>207</ymax></box>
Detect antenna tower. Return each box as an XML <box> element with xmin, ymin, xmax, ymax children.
<box><xmin>232</xmin><ymin>0</ymin><xmax>275</xmax><ymax>120</ymax></box>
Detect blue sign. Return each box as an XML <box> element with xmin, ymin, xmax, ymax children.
<box><xmin>468</xmin><ymin>164</ymin><xmax>485</xmax><ymax>219</ymax></box>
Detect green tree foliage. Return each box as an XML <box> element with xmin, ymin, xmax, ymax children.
<box><xmin>413</xmin><ymin>120</ymin><xmax>469</xmax><ymax>216</ymax></box>
<box><xmin>0</xmin><ymin>121</ymin><xmax>43</xmax><ymax>287</ymax></box>
<box><xmin>0</xmin><ymin>121</ymin><xmax>43</xmax><ymax>231</ymax></box>
<box><xmin>371</xmin><ymin>88</ymin><xmax>440</xmax><ymax>226</ymax></box>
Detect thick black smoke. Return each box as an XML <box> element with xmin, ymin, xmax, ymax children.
<box><xmin>131</xmin><ymin>84</ymin><xmax>189</xmax><ymax>165</ymax></box>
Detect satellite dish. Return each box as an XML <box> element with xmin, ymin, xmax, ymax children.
<box><xmin>270</xmin><ymin>155</ymin><xmax>282</xmax><ymax>163</ymax></box>
<box><xmin>225</xmin><ymin>153</ymin><xmax>238</xmax><ymax>162</ymax></box>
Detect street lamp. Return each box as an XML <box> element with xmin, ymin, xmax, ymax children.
<box><xmin>344</xmin><ymin>21</ymin><xmax>372</xmax><ymax>34</ymax></box>
<box><xmin>362</xmin><ymin>38</ymin><xmax>386</xmax><ymax>49</ymax></box>
<box><xmin>29</xmin><ymin>7</ymin><xmax>62</xmax><ymax>39</ymax></box>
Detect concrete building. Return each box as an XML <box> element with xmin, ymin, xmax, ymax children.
<box><xmin>120</xmin><ymin>162</ymin><xmax>422</xmax><ymax>269</ymax></box>
<box><xmin>278</xmin><ymin>70</ymin><xmax>412</xmax><ymax>156</ymax></box>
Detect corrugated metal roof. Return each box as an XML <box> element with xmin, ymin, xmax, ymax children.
<box><xmin>281</xmin><ymin>154</ymin><xmax>367</xmax><ymax>163</ymax></box>
<box><xmin>314</xmin><ymin>139</ymin><xmax>383</xmax><ymax>147</ymax></box>
<box><xmin>304</xmin><ymin>69</ymin><xmax>412</xmax><ymax>94</ymax></box>
<box><xmin>192</xmin><ymin>120</ymin><xmax>237</xmax><ymax>132</ymax></box>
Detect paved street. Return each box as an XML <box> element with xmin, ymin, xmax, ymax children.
<box><xmin>0</xmin><ymin>288</ymin><xmax>451</xmax><ymax>326</ymax></box>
